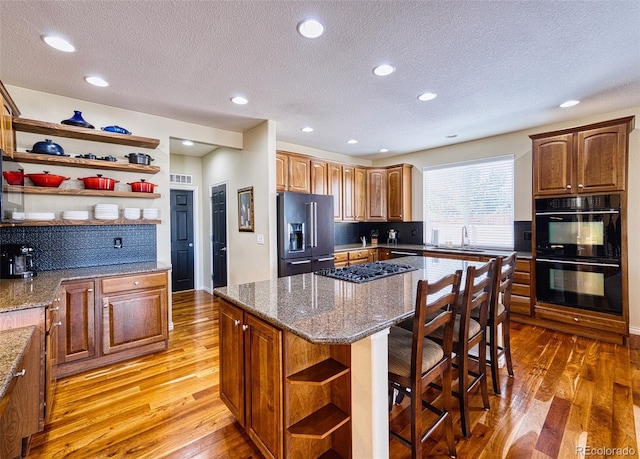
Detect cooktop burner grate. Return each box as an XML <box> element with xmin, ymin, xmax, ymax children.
<box><xmin>315</xmin><ymin>261</ymin><xmax>418</xmax><ymax>283</ymax></box>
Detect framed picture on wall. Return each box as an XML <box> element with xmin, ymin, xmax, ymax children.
<box><xmin>238</xmin><ymin>186</ymin><xmax>254</xmax><ymax>232</ymax></box>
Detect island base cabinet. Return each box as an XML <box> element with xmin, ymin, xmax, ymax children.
<box><xmin>218</xmin><ymin>299</ymin><xmax>283</xmax><ymax>459</ymax></box>
<box><xmin>0</xmin><ymin>329</ymin><xmax>40</xmax><ymax>459</ymax></box>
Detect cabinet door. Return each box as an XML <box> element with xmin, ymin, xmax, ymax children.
<box><xmin>310</xmin><ymin>160</ymin><xmax>328</xmax><ymax>195</ymax></box>
<box><xmin>245</xmin><ymin>313</ymin><xmax>282</xmax><ymax>459</ymax></box>
<box><xmin>387</xmin><ymin>165</ymin><xmax>412</xmax><ymax>221</ymax></box>
<box><xmin>0</xmin><ymin>331</ymin><xmax>40</xmax><ymax>459</ymax></box>
<box><xmin>576</xmin><ymin>124</ymin><xmax>627</xmax><ymax>193</ymax></box>
<box><xmin>219</xmin><ymin>300</ymin><xmax>246</xmax><ymax>426</ymax></box>
<box><xmin>45</xmin><ymin>300</ymin><xmax>60</xmax><ymax>424</ymax></box>
<box><xmin>327</xmin><ymin>163</ymin><xmax>343</xmax><ymax>221</ymax></box>
<box><xmin>287</xmin><ymin>155</ymin><xmax>311</xmax><ymax>193</ymax></box>
<box><xmin>276</xmin><ymin>152</ymin><xmax>288</xmax><ymax>192</ymax></box>
<box><xmin>366</xmin><ymin>169</ymin><xmax>387</xmax><ymax>221</ymax></box>
<box><xmin>59</xmin><ymin>281</ymin><xmax>95</xmax><ymax>364</ymax></box>
<box><xmin>354</xmin><ymin>167</ymin><xmax>367</xmax><ymax>221</ymax></box>
<box><xmin>532</xmin><ymin>133</ymin><xmax>573</xmax><ymax>196</ymax></box>
<box><xmin>102</xmin><ymin>287</ymin><xmax>167</xmax><ymax>355</ymax></box>
<box><xmin>342</xmin><ymin>166</ymin><xmax>355</xmax><ymax>221</ymax></box>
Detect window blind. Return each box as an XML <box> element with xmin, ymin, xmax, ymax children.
<box><xmin>423</xmin><ymin>155</ymin><xmax>514</xmax><ymax>249</ymax></box>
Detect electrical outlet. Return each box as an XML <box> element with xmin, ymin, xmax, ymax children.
<box><xmin>114</xmin><ymin>237</ymin><xmax>123</xmax><ymax>249</ymax></box>
<box><xmin>257</xmin><ymin>234</ymin><xmax>265</xmax><ymax>245</ymax></box>
<box><xmin>411</xmin><ymin>229</ymin><xmax>418</xmax><ymax>236</ymax></box>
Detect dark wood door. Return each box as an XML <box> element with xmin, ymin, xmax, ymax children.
<box><xmin>170</xmin><ymin>189</ymin><xmax>195</xmax><ymax>291</ymax></box>
<box><xmin>212</xmin><ymin>184</ymin><xmax>228</xmax><ymax>288</ymax></box>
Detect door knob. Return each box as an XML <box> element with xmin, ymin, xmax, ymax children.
<box><xmin>188</xmin><ymin>243</ymin><xmax>194</xmax><ymax>247</ymax></box>
<box><xmin>221</xmin><ymin>247</ymin><xmax>227</xmax><ymax>251</ymax></box>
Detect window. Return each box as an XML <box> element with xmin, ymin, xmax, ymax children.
<box><xmin>423</xmin><ymin>155</ymin><xmax>514</xmax><ymax>249</ymax></box>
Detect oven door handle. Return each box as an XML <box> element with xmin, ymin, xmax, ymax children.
<box><xmin>535</xmin><ymin>210</ymin><xmax>619</xmax><ymax>216</ymax></box>
<box><xmin>536</xmin><ymin>258</ymin><xmax>620</xmax><ymax>268</ymax></box>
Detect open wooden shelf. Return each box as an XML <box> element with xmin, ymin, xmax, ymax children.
<box><xmin>4</xmin><ymin>185</ymin><xmax>160</xmax><ymax>199</ymax></box>
<box><xmin>0</xmin><ymin>219</ymin><xmax>161</xmax><ymax>227</ymax></box>
<box><xmin>7</xmin><ymin>151</ymin><xmax>160</xmax><ymax>174</ymax></box>
<box><xmin>287</xmin><ymin>404</ymin><xmax>350</xmax><ymax>439</ymax></box>
<box><xmin>287</xmin><ymin>359</ymin><xmax>349</xmax><ymax>386</ymax></box>
<box><xmin>13</xmin><ymin>117</ymin><xmax>160</xmax><ymax>149</ymax></box>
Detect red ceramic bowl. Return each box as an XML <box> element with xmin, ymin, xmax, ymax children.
<box><xmin>25</xmin><ymin>171</ymin><xmax>70</xmax><ymax>187</ymax></box>
<box><xmin>128</xmin><ymin>179</ymin><xmax>156</xmax><ymax>193</ymax></box>
<box><xmin>78</xmin><ymin>174</ymin><xmax>119</xmax><ymax>190</ymax></box>
<box><xmin>3</xmin><ymin>170</ymin><xmax>25</xmax><ymax>185</ymax></box>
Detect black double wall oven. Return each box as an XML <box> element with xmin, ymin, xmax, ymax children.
<box><xmin>535</xmin><ymin>194</ymin><xmax>623</xmax><ymax>315</ymax></box>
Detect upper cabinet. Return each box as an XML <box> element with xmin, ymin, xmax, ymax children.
<box><xmin>287</xmin><ymin>154</ymin><xmax>311</xmax><ymax>193</ymax></box>
<box><xmin>276</xmin><ymin>152</ymin><xmax>288</xmax><ymax>192</ymax></box>
<box><xmin>327</xmin><ymin>162</ymin><xmax>343</xmax><ymax>221</ymax></box>
<box><xmin>310</xmin><ymin>159</ymin><xmax>328</xmax><ymax>194</ymax></box>
<box><xmin>387</xmin><ymin>164</ymin><xmax>412</xmax><ymax>221</ymax></box>
<box><xmin>0</xmin><ymin>81</ymin><xmax>20</xmax><ymax>158</ymax></box>
<box><xmin>366</xmin><ymin>168</ymin><xmax>386</xmax><ymax>221</ymax></box>
<box><xmin>531</xmin><ymin>117</ymin><xmax>634</xmax><ymax>196</ymax></box>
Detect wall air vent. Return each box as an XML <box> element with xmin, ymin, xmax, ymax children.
<box><xmin>170</xmin><ymin>173</ymin><xmax>193</xmax><ymax>185</ymax></box>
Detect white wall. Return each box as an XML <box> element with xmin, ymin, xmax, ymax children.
<box><xmin>201</xmin><ymin>120</ymin><xmax>277</xmax><ymax>288</ymax></box>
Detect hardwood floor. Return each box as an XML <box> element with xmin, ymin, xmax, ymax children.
<box><xmin>28</xmin><ymin>291</ymin><xmax>638</xmax><ymax>458</ymax></box>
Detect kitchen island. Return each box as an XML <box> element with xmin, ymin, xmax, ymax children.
<box><xmin>214</xmin><ymin>256</ymin><xmax>482</xmax><ymax>459</ymax></box>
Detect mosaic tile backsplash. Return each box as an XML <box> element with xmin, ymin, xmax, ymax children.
<box><xmin>0</xmin><ymin>225</ymin><xmax>157</xmax><ymax>271</ymax></box>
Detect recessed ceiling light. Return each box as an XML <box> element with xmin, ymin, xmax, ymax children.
<box><xmin>301</xmin><ymin>126</ymin><xmax>314</xmax><ymax>133</ymax></box>
<box><xmin>84</xmin><ymin>76</ymin><xmax>109</xmax><ymax>87</ymax></box>
<box><xmin>182</xmin><ymin>140</ymin><xmax>194</xmax><ymax>146</ymax></box>
<box><xmin>297</xmin><ymin>19</ymin><xmax>324</xmax><ymax>38</ymax></box>
<box><xmin>373</xmin><ymin>64</ymin><xmax>395</xmax><ymax>76</ymax></box>
<box><xmin>418</xmin><ymin>92</ymin><xmax>437</xmax><ymax>101</ymax></box>
<box><xmin>379</xmin><ymin>148</ymin><xmax>389</xmax><ymax>153</ymax></box>
<box><xmin>347</xmin><ymin>139</ymin><xmax>358</xmax><ymax>144</ymax></box>
<box><xmin>231</xmin><ymin>96</ymin><xmax>248</xmax><ymax>105</ymax></box>
<box><xmin>446</xmin><ymin>134</ymin><xmax>458</xmax><ymax>138</ymax></box>
<box><xmin>559</xmin><ymin>100</ymin><xmax>580</xmax><ymax>108</ymax></box>
<box><xmin>42</xmin><ymin>35</ymin><xmax>75</xmax><ymax>52</ymax></box>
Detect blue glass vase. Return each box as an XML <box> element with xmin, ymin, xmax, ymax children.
<box><xmin>61</xmin><ymin>110</ymin><xmax>94</xmax><ymax>129</ymax></box>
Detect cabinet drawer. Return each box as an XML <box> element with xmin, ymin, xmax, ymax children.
<box><xmin>512</xmin><ymin>283</ymin><xmax>530</xmax><ymax>297</ymax></box>
<box><xmin>334</xmin><ymin>252</ymin><xmax>348</xmax><ymax>263</ymax></box>
<box><xmin>535</xmin><ymin>304</ymin><xmax>626</xmax><ymax>334</ymax></box>
<box><xmin>513</xmin><ymin>271</ymin><xmax>530</xmax><ymax>285</ymax></box>
<box><xmin>515</xmin><ymin>259</ymin><xmax>531</xmax><ymax>273</ymax></box>
<box><xmin>348</xmin><ymin>250</ymin><xmax>369</xmax><ymax>261</ymax></box>
<box><xmin>511</xmin><ymin>295</ymin><xmax>531</xmax><ymax>316</ymax></box>
<box><xmin>101</xmin><ymin>272</ymin><xmax>167</xmax><ymax>294</ymax></box>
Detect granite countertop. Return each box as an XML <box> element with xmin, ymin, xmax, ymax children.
<box><xmin>334</xmin><ymin>243</ymin><xmax>532</xmax><ymax>259</ymax></box>
<box><xmin>0</xmin><ymin>326</ymin><xmax>35</xmax><ymax>401</ymax></box>
<box><xmin>214</xmin><ymin>255</ymin><xmax>482</xmax><ymax>345</ymax></box>
<box><xmin>0</xmin><ymin>261</ymin><xmax>171</xmax><ymax>314</ymax></box>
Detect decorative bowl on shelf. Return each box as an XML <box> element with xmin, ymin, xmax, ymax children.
<box><xmin>61</xmin><ymin>110</ymin><xmax>94</xmax><ymax>129</ymax></box>
<box><xmin>27</xmin><ymin>139</ymin><xmax>68</xmax><ymax>156</ymax></box>
<box><xmin>101</xmin><ymin>125</ymin><xmax>131</xmax><ymax>135</ymax></box>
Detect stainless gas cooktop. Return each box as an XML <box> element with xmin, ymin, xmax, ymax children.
<box><xmin>315</xmin><ymin>261</ymin><xmax>418</xmax><ymax>283</ymax></box>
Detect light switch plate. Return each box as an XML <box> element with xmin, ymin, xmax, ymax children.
<box><xmin>257</xmin><ymin>234</ymin><xmax>265</xmax><ymax>245</ymax></box>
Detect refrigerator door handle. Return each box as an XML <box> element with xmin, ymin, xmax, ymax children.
<box><xmin>313</xmin><ymin>202</ymin><xmax>318</xmax><ymax>248</ymax></box>
<box><xmin>305</xmin><ymin>202</ymin><xmax>312</xmax><ymax>249</ymax></box>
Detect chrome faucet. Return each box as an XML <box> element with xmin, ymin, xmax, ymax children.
<box><xmin>461</xmin><ymin>225</ymin><xmax>469</xmax><ymax>248</ymax></box>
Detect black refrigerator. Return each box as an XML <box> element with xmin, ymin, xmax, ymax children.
<box><xmin>277</xmin><ymin>192</ymin><xmax>335</xmax><ymax>277</ymax></box>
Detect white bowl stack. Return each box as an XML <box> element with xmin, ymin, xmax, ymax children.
<box><xmin>24</xmin><ymin>212</ymin><xmax>56</xmax><ymax>220</ymax></box>
<box><xmin>94</xmin><ymin>203</ymin><xmax>119</xmax><ymax>220</ymax></box>
<box><xmin>124</xmin><ymin>207</ymin><xmax>141</xmax><ymax>220</ymax></box>
<box><xmin>62</xmin><ymin>210</ymin><xmax>90</xmax><ymax>220</ymax></box>
<box><xmin>142</xmin><ymin>208</ymin><xmax>159</xmax><ymax>220</ymax></box>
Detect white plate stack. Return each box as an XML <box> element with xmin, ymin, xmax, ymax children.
<box><xmin>24</xmin><ymin>212</ymin><xmax>56</xmax><ymax>220</ymax></box>
<box><xmin>142</xmin><ymin>208</ymin><xmax>159</xmax><ymax>220</ymax></box>
<box><xmin>124</xmin><ymin>207</ymin><xmax>141</xmax><ymax>220</ymax></box>
<box><xmin>62</xmin><ymin>210</ymin><xmax>90</xmax><ymax>220</ymax></box>
<box><xmin>94</xmin><ymin>203</ymin><xmax>119</xmax><ymax>220</ymax></box>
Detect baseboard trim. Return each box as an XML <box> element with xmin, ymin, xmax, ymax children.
<box><xmin>629</xmin><ymin>326</ymin><xmax>640</xmax><ymax>336</ymax></box>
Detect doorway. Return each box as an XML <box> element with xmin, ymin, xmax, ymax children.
<box><xmin>211</xmin><ymin>183</ymin><xmax>227</xmax><ymax>288</ymax></box>
<box><xmin>170</xmin><ymin>189</ymin><xmax>195</xmax><ymax>291</ymax></box>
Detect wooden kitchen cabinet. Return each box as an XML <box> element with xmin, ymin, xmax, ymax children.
<box><xmin>333</xmin><ymin>252</ymin><xmax>348</xmax><ymax>268</ymax></box>
<box><xmin>0</xmin><ymin>81</ymin><xmax>20</xmax><ymax>158</ymax></box>
<box><xmin>276</xmin><ymin>152</ymin><xmax>288</xmax><ymax>192</ymax></box>
<box><xmin>0</xmin><ymin>327</ymin><xmax>40</xmax><ymax>459</ymax></box>
<box><xmin>387</xmin><ymin>164</ymin><xmax>412</xmax><ymax>221</ymax></box>
<box><xmin>366</xmin><ymin>168</ymin><xmax>387</xmax><ymax>221</ymax></box>
<box><xmin>342</xmin><ymin>166</ymin><xmax>356</xmax><ymax>221</ymax></box>
<box><xmin>44</xmin><ymin>298</ymin><xmax>60</xmax><ymax>424</ymax></box>
<box><xmin>101</xmin><ymin>272</ymin><xmax>168</xmax><ymax>355</ymax></box>
<box><xmin>511</xmin><ymin>259</ymin><xmax>533</xmax><ymax>317</ymax></box>
<box><xmin>57</xmin><ymin>280</ymin><xmax>96</xmax><ymax>370</ymax></box>
<box><xmin>531</xmin><ymin>117</ymin><xmax>633</xmax><ymax>196</ymax></box>
<box><xmin>287</xmin><ymin>154</ymin><xmax>311</xmax><ymax>194</ymax></box>
<box><xmin>354</xmin><ymin>167</ymin><xmax>367</xmax><ymax>221</ymax></box>
<box><xmin>310</xmin><ymin>159</ymin><xmax>328</xmax><ymax>195</ymax></box>
<box><xmin>328</xmin><ymin>163</ymin><xmax>343</xmax><ymax>221</ymax></box>
<box><xmin>219</xmin><ymin>299</ymin><xmax>283</xmax><ymax>459</ymax></box>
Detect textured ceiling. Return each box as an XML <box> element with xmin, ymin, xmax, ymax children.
<box><xmin>1</xmin><ymin>1</ymin><xmax>639</xmax><ymax>159</ymax></box>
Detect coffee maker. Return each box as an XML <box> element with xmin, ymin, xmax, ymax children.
<box><xmin>1</xmin><ymin>244</ymin><xmax>36</xmax><ymax>278</ymax></box>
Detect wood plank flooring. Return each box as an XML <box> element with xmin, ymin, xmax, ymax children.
<box><xmin>28</xmin><ymin>291</ymin><xmax>638</xmax><ymax>458</ymax></box>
